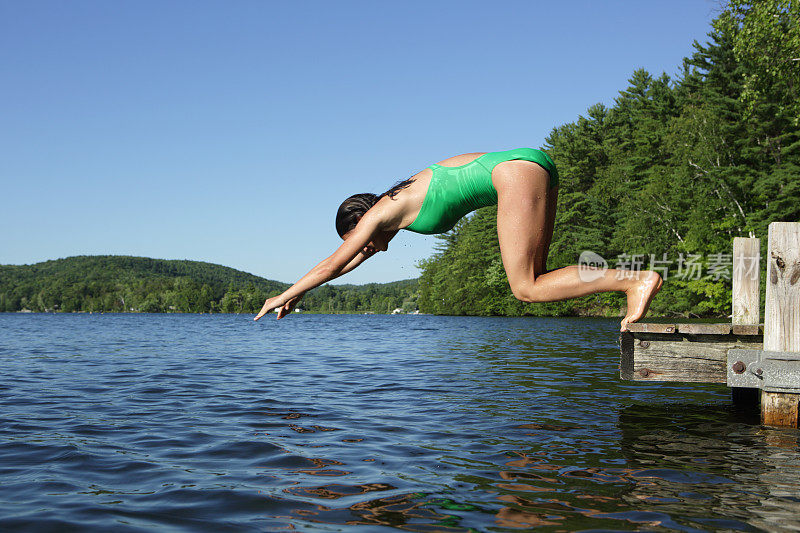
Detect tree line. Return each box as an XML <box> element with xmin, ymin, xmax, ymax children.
<box><xmin>418</xmin><ymin>0</ymin><xmax>799</xmax><ymax>318</ymax></box>
<box><xmin>0</xmin><ymin>255</ymin><xmax>418</xmax><ymax>314</ymax></box>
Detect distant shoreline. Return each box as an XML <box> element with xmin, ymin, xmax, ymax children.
<box><xmin>0</xmin><ymin>255</ymin><xmax>419</xmax><ymax>315</ymax></box>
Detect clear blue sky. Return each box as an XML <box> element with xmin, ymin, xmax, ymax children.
<box><xmin>1</xmin><ymin>0</ymin><xmax>720</xmax><ymax>284</ymax></box>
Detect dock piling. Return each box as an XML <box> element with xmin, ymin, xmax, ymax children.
<box><xmin>732</xmin><ymin>237</ymin><xmax>761</xmax><ymax>407</ymax></box>
<box><xmin>761</xmin><ymin>222</ymin><xmax>800</xmax><ymax>427</ymax></box>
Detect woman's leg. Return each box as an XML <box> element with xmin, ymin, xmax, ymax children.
<box><xmin>493</xmin><ymin>161</ymin><xmax>662</xmax><ymax>330</ymax></box>
<box><xmin>535</xmin><ymin>184</ymin><xmax>558</xmax><ymax>275</ymax></box>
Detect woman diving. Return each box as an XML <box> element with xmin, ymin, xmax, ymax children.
<box><xmin>254</xmin><ymin>147</ymin><xmax>662</xmax><ymax>331</ymax></box>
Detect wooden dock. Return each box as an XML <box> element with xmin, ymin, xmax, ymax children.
<box><xmin>620</xmin><ymin>222</ymin><xmax>800</xmax><ymax>428</ymax></box>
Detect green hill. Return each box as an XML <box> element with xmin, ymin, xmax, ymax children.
<box><xmin>0</xmin><ymin>255</ymin><xmax>418</xmax><ymax>314</ymax></box>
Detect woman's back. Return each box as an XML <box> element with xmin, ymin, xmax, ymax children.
<box><xmin>401</xmin><ymin>148</ymin><xmax>558</xmax><ymax>234</ymax></box>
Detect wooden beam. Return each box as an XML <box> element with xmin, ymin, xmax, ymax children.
<box><xmin>732</xmin><ymin>324</ymin><xmax>763</xmax><ymax>335</ymax></box>
<box><xmin>625</xmin><ymin>323</ymin><xmax>676</xmax><ymax>333</ymax></box>
<box><xmin>677</xmin><ymin>323</ymin><xmax>732</xmax><ymax>335</ymax></box>
<box><xmin>620</xmin><ymin>329</ymin><xmax>763</xmax><ymax>383</ymax></box>
<box><xmin>625</xmin><ymin>322</ymin><xmax>765</xmax><ymax>335</ymax></box>
<box><xmin>762</xmin><ymin>222</ymin><xmax>800</xmax><ymax>427</ymax></box>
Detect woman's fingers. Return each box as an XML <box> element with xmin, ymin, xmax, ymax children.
<box><xmin>254</xmin><ymin>298</ymin><xmax>279</xmax><ymax>321</ymax></box>
<box><xmin>255</xmin><ymin>293</ymin><xmax>303</xmax><ymax>321</ymax></box>
<box><xmin>276</xmin><ymin>296</ymin><xmax>301</xmax><ymax>320</ymax></box>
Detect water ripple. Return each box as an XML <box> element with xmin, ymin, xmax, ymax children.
<box><xmin>0</xmin><ymin>314</ymin><xmax>798</xmax><ymax>531</ymax></box>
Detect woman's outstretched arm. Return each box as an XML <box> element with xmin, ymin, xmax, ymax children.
<box><xmin>265</xmin><ymin>249</ymin><xmax>378</xmax><ymax>319</ymax></box>
<box><xmin>254</xmin><ymin>213</ymin><xmax>385</xmax><ymax>321</ymax></box>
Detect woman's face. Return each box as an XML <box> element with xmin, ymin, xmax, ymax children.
<box><xmin>341</xmin><ymin>228</ymin><xmax>390</xmax><ymax>254</ymax></box>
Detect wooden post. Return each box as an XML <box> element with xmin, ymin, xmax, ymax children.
<box><xmin>762</xmin><ymin>222</ymin><xmax>800</xmax><ymax>427</ymax></box>
<box><xmin>732</xmin><ymin>237</ymin><xmax>760</xmax><ymax>326</ymax></box>
<box><xmin>732</xmin><ymin>237</ymin><xmax>761</xmax><ymax>406</ymax></box>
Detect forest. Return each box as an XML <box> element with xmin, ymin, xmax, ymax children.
<box><xmin>418</xmin><ymin>0</ymin><xmax>799</xmax><ymax>318</ymax></box>
<box><xmin>0</xmin><ymin>256</ymin><xmax>418</xmax><ymax>315</ymax></box>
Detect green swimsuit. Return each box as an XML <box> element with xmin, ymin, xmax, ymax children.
<box><xmin>404</xmin><ymin>148</ymin><xmax>558</xmax><ymax>235</ymax></box>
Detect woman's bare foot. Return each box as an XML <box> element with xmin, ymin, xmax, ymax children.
<box><xmin>620</xmin><ymin>271</ymin><xmax>663</xmax><ymax>331</ymax></box>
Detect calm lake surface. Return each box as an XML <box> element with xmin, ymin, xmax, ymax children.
<box><xmin>1</xmin><ymin>314</ymin><xmax>799</xmax><ymax>532</ymax></box>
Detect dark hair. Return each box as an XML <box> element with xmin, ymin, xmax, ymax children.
<box><xmin>336</xmin><ymin>193</ymin><xmax>379</xmax><ymax>238</ymax></box>
<box><xmin>335</xmin><ymin>177</ymin><xmax>415</xmax><ymax>238</ymax></box>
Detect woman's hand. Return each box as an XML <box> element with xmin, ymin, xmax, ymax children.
<box><xmin>254</xmin><ymin>296</ymin><xmax>283</xmax><ymax>321</ymax></box>
<box><xmin>254</xmin><ymin>293</ymin><xmax>304</xmax><ymax>321</ymax></box>
<box><xmin>276</xmin><ymin>294</ymin><xmax>303</xmax><ymax>319</ymax></box>
<box><xmin>252</xmin><ymin>207</ymin><xmax>398</xmax><ymax>323</ymax></box>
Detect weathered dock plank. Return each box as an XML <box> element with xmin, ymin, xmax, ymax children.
<box><xmin>620</xmin><ymin>329</ymin><xmax>763</xmax><ymax>383</ymax></box>
<box><xmin>625</xmin><ymin>323</ymin><xmax>676</xmax><ymax>334</ymax></box>
<box><xmin>732</xmin><ymin>324</ymin><xmax>763</xmax><ymax>335</ymax></box>
<box><xmin>676</xmin><ymin>323</ymin><xmax>733</xmax><ymax>335</ymax></box>
<box><xmin>625</xmin><ymin>323</ymin><xmax>764</xmax><ymax>336</ymax></box>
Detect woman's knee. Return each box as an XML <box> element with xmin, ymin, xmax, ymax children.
<box><xmin>510</xmin><ymin>280</ymin><xmax>547</xmax><ymax>303</ymax></box>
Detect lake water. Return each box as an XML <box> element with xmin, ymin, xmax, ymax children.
<box><xmin>1</xmin><ymin>314</ymin><xmax>799</xmax><ymax>532</ymax></box>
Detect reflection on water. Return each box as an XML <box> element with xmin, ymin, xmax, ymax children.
<box><xmin>0</xmin><ymin>313</ymin><xmax>798</xmax><ymax>532</ymax></box>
